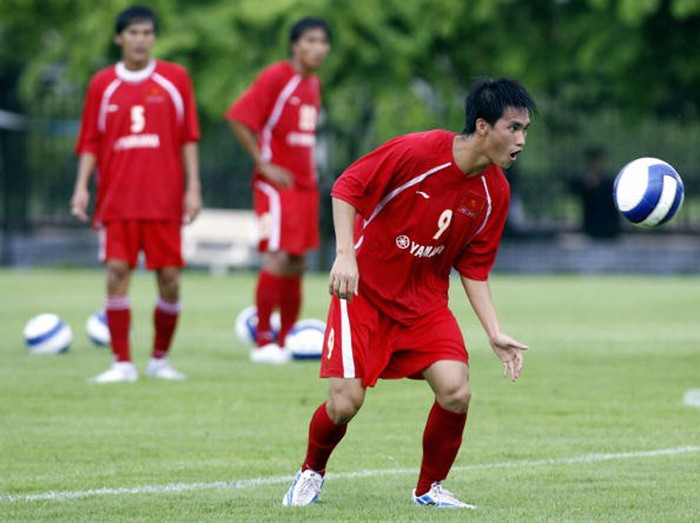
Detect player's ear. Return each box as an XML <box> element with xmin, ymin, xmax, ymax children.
<box><xmin>114</xmin><ymin>33</ymin><xmax>123</xmax><ymax>47</ymax></box>
<box><xmin>475</xmin><ymin>118</ymin><xmax>489</xmax><ymax>136</ymax></box>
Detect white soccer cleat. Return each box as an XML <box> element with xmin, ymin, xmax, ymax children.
<box><xmin>412</xmin><ymin>481</ymin><xmax>476</xmax><ymax>509</ymax></box>
<box><xmin>250</xmin><ymin>343</ymin><xmax>291</xmax><ymax>364</ymax></box>
<box><xmin>145</xmin><ymin>358</ymin><xmax>187</xmax><ymax>381</ymax></box>
<box><xmin>282</xmin><ymin>469</ymin><xmax>324</xmax><ymax>506</ymax></box>
<box><xmin>89</xmin><ymin>361</ymin><xmax>138</xmax><ymax>384</ymax></box>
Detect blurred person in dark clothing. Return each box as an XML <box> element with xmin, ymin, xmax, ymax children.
<box><xmin>570</xmin><ymin>146</ymin><xmax>621</xmax><ymax>239</ymax></box>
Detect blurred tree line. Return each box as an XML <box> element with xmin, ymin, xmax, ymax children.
<box><xmin>2</xmin><ymin>0</ymin><xmax>700</xmax><ymax>231</ymax></box>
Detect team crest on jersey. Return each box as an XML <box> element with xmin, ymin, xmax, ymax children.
<box><xmin>395</xmin><ymin>235</ymin><xmax>410</xmax><ymax>249</ymax></box>
<box><xmin>146</xmin><ymin>85</ymin><xmax>165</xmax><ymax>103</ymax></box>
<box><xmin>457</xmin><ymin>191</ymin><xmax>485</xmax><ymax>218</ymax></box>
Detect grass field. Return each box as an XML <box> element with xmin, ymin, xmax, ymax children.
<box><xmin>1</xmin><ymin>268</ymin><xmax>699</xmax><ymax>522</ymax></box>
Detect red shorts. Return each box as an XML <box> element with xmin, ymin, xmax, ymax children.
<box><xmin>253</xmin><ymin>180</ymin><xmax>320</xmax><ymax>255</ymax></box>
<box><xmin>320</xmin><ymin>293</ymin><xmax>468</xmax><ymax>387</ymax></box>
<box><xmin>99</xmin><ymin>220</ymin><xmax>183</xmax><ymax>269</ymax></box>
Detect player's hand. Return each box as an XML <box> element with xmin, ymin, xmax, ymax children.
<box><xmin>489</xmin><ymin>332</ymin><xmax>528</xmax><ymax>382</ymax></box>
<box><xmin>183</xmin><ymin>187</ymin><xmax>202</xmax><ymax>224</ymax></box>
<box><xmin>328</xmin><ymin>251</ymin><xmax>359</xmax><ymax>302</ymax></box>
<box><xmin>70</xmin><ymin>188</ymin><xmax>90</xmax><ymax>222</ymax></box>
<box><xmin>258</xmin><ymin>162</ymin><xmax>294</xmax><ymax>189</ymax></box>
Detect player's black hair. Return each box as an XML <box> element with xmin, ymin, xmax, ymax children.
<box><xmin>462</xmin><ymin>77</ymin><xmax>537</xmax><ymax>135</ymax></box>
<box><xmin>289</xmin><ymin>17</ymin><xmax>331</xmax><ymax>44</ymax></box>
<box><xmin>115</xmin><ymin>5</ymin><xmax>158</xmax><ymax>35</ymax></box>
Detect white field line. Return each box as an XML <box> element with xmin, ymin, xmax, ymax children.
<box><xmin>1</xmin><ymin>445</ymin><xmax>698</xmax><ymax>503</ymax></box>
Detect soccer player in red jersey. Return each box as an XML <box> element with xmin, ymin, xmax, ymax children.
<box><xmin>226</xmin><ymin>17</ymin><xmax>331</xmax><ymax>364</ymax></box>
<box><xmin>283</xmin><ymin>78</ymin><xmax>536</xmax><ymax>508</ymax></box>
<box><xmin>70</xmin><ymin>6</ymin><xmax>201</xmax><ymax>383</ymax></box>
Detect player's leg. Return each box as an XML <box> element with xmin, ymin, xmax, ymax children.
<box><xmin>255</xmin><ymin>253</ymin><xmax>281</xmax><ymax>347</ymax></box>
<box><xmin>306</xmin><ymin>377</ymin><xmax>364</xmax><ymax>470</ymax></box>
<box><xmin>256</xmin><ymin>183</ymin><xmax>318</xmax><ymax>354</ymax></box>
<box><xmin>145</xmin><ymin>222</ymin><xmax>186</xmax><ymax>380</ymax></box>
<box><xmin>90</xmin><ymin>221</ymin><xmax>138</xmax><ymax>383</ymax></box>
<box><xmin>250</xmin><ymin>182</ymin><xmax>291</xmax><ymax>362</ymax></box>
<box><xmin>414</xmin><ymin>360</ymin><xmax>475</xmax><ymax>508</ymax></box>
<box><xmin>153</xmin><ymin>265</ymin><xmax>180</xmax><ymax>358</ymax></box>
<box><xmin>284</xmin><ymin>377</ymin><xmax>365</xmax><ymax>506</ymax></box>
<box><xmin>252</xmin><ymin>251</ymin><xmax>305</xmax><ymax>363</ymax></box>
<box><xmin>265</xmin><ymin>251</ymin><xmax>305</xmax><ymax>347</ymax></box>
<box><xmin>105</xmin><ymin>258</ymin><xmax>133</xmax><ymax>363</ymax></box>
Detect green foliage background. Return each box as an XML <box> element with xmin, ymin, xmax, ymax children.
<box><xmin>5</xmin><ymin>0</ymin><xmax>700</xmax><ymax>136</ymax></box>
<box><xmin>3</xmin><ymin>0</ymin><xmax>700</xmax><ymax>225</ymax></box>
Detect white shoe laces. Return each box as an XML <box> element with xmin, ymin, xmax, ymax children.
<box><xmin>294</xmin><ymin>471</ymin><xmax>322</xmax><ymax>504</ymax></box>
<box><xmin>432</xmin><ymin>482</ymin><xmax>459</xmax><ymax>503</ymax></box>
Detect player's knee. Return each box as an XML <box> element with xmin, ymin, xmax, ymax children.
<box><xmin>437</xmin><ymin>383</ymin><xmax>471</xmax><ymax>413</ymax></box>
<box><xmin>327</xmin><ymin>390</ymin><xmax>364</xmax><ymax>424</ymax></box>
<box><xmin>106</xmin><ymin>262</ymin><xmax>130</xmax><ymax>294</ymax></box>
<box><xmin>157</xmin><ymin>268</ymin><xmax>180</xmax><ymax>298</ymax></box>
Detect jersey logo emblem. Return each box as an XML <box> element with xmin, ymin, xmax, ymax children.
<box><xmin>457</xmin><ymin>191</ymin><xmax>485</xmax><ymax>218</ymax></box>
<box><xmin>395</xmin><ymin>235</ymin><xmax>410</xmax><ymax>249</ymax></box>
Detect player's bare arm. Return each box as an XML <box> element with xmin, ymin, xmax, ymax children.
<box><xmin>461</xmin><ymin>276</ymin><xmax>527</xmax><ymax>382</ymax></box>
<box><xmin>182</xmin><ymin>142</ymin><xmax>202</xmax><ymax>224</ymax></box>
<box><xmin>228</xmin><ymin>119</ymin><xmax>294</xmax><ymax>189</ymax></box>
<box><xmin>70</xmin><ymin>153</ymin><xmax>97</xmax><ymax>222</ymax></box>
<box><xmin>328</xmin><ymin>198</ymin><xmax>359</xmax><ymax>301</ymax></box>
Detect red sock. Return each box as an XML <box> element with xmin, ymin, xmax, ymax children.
<box><xmin>277</xmin><ymin>275</ymin><xmax>301</xmax><ymax>347</ymax></box>
<box><xmin>302</xmin><ymin>402</ymin><xmax>347</xmax><ymax>475</ymax></box>
<box><xmin>415</xmin><ymin>402</ymin><xmax>467</xmax><ymax>496</ymax></box>
<box><xmin>106</xmin><ymin>296</ymin><xmax>131</xmax><ymax>362</ymax></box>
<box><xmin>255</xmin><ymin>270</ymin><xmax>281</xmax><ymax>346</ymax></box>
<box><xmin>153</xmin><ymin>298</ymin><xmax>181</xmax><ymax>359</ymax></box>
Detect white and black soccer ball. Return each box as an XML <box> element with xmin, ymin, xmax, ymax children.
<box><xmin>23</xmin><ymin>313</ymin><xmax>73</xmax><ymax>355</ymax></box>
<box><xmin>86</xmin><ymin>310</ymin><xmax>110</xmax><ymax>347</ymax></box>
<box><xmin>234</xmin><ymin>305</ymin><xmax>281</xmax><ymax>346</ymax></box>
<box><xmin>286</xmin><ymin>319</ymin><xmax>326</xmax><ymax>360</ymax></box>
<box><xmin>613</xmin><ymin>157</ymin><xmax>684</xmax><ymax>227</ymax></box>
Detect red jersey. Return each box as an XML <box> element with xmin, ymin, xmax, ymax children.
<box><xmin>331</xmin><ymin>130</ymin><xmax>510</xmax><ymax>324</ymax></box>
<box><xmin>226</xmin><ymin>61</ymin><xmax>321</xmax><ymax>190</ymax></box>
<box><xmin>75</xmin><ymin>60</ymin><xmax>200</xmax><ymax>223</ymax></box>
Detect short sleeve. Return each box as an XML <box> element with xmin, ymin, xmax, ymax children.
<box><xmin>74</xmin><ymin>76</ymin><xmax>103</xmax><ymax>155</ymax></box>
<box><xmin>225</xmin><ymin>66</ymin><xmax>282</xmax><ymax>133</ymax></box>
<box><xmin>331</xmin><ymin>136</ymin><xmax>413</xmax><ymax>220</ymax></box>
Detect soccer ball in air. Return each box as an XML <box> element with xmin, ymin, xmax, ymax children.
<box><xmin>286</xmin><ymin>319</ymin><xmax>326</xmax><ymax>360</ymax></box>
<box><xmin>234</xmin><ymin>305</ymin><xmax>281</xmax><ymax>346</ymax></box>
<box><xmin>23</xmin><ymin>313</ymin><xmax>73</xmax><ymax>355</ymax></box>
<box><xmin>613</xmin><ymin>157</ymin><xmax>684</xmax><ymax>227</ymax></box>
<box><xmin>86</xmin><ymin>310</ymin><xmax>110</xmax><ymax>347</ymax></box>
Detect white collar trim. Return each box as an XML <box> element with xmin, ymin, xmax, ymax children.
<box><xmin>115</xmin><ymin>60</ymin><xmax>156</xmax><ymax>82</ymax></box>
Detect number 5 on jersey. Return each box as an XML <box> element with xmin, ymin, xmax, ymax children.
<box><xmin>131</xmin><ymin>105</ymin><xmax>145</xmax><ymax>133</ymax></box>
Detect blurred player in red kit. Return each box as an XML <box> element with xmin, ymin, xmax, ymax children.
<box><xmin>226</xmin><ymin>17</ymin><xmax>331</xmax><ymax>364</ymax></box>
<box><xmin>70</xmin><ymin>5</ymin><xmax>201</xmax><ymax>383</ymax></box>
<box><xmin>283</xmin><ymin>77</ymin><xmax>536</xmax><ymax>508</ymax></box>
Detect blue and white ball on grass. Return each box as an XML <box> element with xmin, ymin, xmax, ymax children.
<box><xmin>23</xmin><ymin>313</ymin><xmax>73</xmax><ymax>355</ymax></box>
<box><xmin>86</xmin><ymin>310</ymin><xmax>110</xmax><ymax>347</ymax></box>
<box><xmin>286</xmin><ymin>319</ymin><xmax>326</xmax><ymax>360</ymax></box>
<box><xmin>234</xmin><ymin>305</ymin><xmax>281</xmax><ymax>346</ymax></box>
<box><xmin>613</xmin><ymin>157</ymin><xmax>684</xmax><ymax>227</ymax></box>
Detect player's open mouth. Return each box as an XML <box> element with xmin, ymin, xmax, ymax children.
<box><xmin>510</xmin><ymin>150</ymin><xmax>521</xmax><ymax>161</ymax></box>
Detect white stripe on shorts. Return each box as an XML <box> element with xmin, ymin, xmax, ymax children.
<box><xmin>339</xmin><ymin>299</ymin><xmax>355</xmax><ymax>378</ymax></box>
<box><xmin>253</xmin><ymin>180</ymin><xmax>281</xmax><ymax>251</ymax></box>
